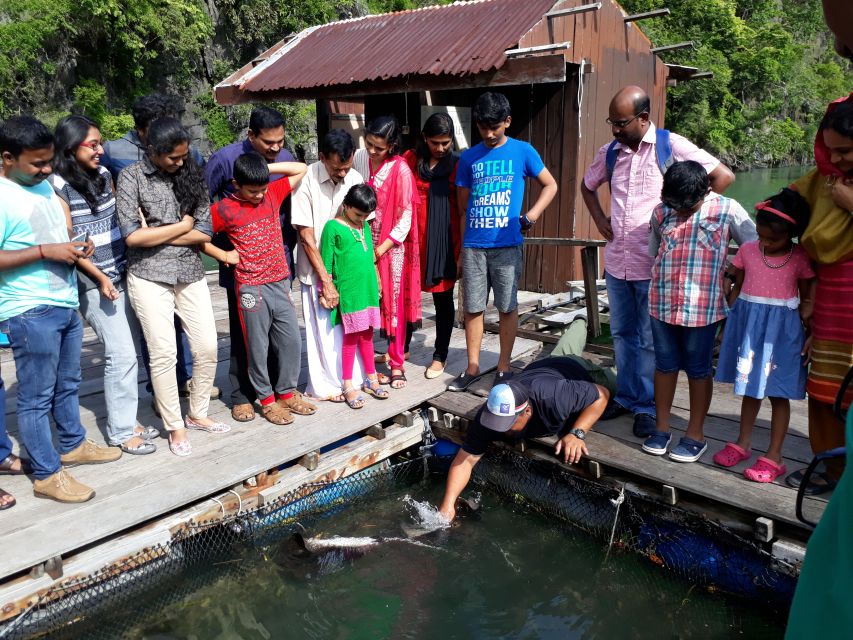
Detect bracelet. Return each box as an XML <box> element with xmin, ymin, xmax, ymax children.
<box><xmin>38</xmin><ymin>244</ymin><xmax>45</xmax><ymax>259</ymax></box>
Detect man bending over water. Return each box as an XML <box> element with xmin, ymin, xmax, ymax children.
<box><xmin>438</xmin><ymin>356</ymin><xmax>610</xmax><ymax>521</ymax></box>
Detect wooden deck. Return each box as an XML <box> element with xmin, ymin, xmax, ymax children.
<box><xmin>0</xmin><ymin>276</ymin><xmax>541</xmax><ymax>582</ymax></box>
<box><xmin>429</xmin><ymin>350</ymin><xmax>828</xmax><ymax>539</ymax></box>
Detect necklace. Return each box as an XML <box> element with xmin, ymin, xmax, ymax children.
<box><xmin>346</xmin><ymin>222</ymin><xmax>367</xmax><ymax>251</ymax></box>
<box><xmin>761</xmin><ymin>244</ymin><xmax>794</xmax><ymax>269</ymax></box>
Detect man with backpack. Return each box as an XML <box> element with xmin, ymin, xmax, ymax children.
<box><xmin>580</xmin><ymin>85</ymin><xmax>735</xmax><ymax>439</ymax></box>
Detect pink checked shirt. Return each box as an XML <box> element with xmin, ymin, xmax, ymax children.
<box><xmin>584</xmin><ymin>123</ymin><xmax>720</xmax><ymax>281</ymax></box>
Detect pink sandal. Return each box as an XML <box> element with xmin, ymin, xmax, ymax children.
<box><xmin>744</xmin><ymin>457</ymin><xmax>787</xmax><ymax>483</ymax></box>
<box><xmin>712</xmin><ymin>442</ymin><xmax>751</xmax><ymax>468</ymax></box>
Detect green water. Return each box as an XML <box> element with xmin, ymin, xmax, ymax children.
<box><xmin>111</xmin><ymin>480</ymin><xmax>783</xmax><ymax>640</ymax></box>
<box><xmin>726</xmin><ymin>166</ymin><xmax>810</xmax><ymax>211</ymax></box>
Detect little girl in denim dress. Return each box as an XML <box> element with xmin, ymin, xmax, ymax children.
<box><xmin>715</xmin><ymin>188</ymin><xmax>815</xmax><ymax>483</ymax></box>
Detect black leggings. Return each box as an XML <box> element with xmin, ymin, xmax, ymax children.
<box><xmin>405</xmin><ymin>288</ymin><xmax>455</xmax><ymax>362</ymax></box>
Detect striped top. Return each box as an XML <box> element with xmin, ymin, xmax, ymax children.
<box><xmin>648</xmin><ymin>193</ymin><xmax>757</xmax><ymax>327</ymax></box>
<box><xmin>50</xmin><ymin>166</ymin><xmax>127</xmax><ymax>288</ymax></box>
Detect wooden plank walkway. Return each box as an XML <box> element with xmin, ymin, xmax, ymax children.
<box><xmin>428</xmin><ymin>352</ymin><xmax>828</xmax><ymax>536</ymax></box>
<box><xmin>0</xmin><ymin>275</ymin><xmax>541</xmax><ymax>581</ymax></box>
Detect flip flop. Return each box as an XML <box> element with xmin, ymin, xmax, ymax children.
<box><xmin>712</xmin><ymin>442</ymin><xmax>752</xmax><ymax>468</ymax></box>
<box><xmin>744</xmin><ymin>457</ymin><xmax>787</xmax><ymax>483</ymax></box>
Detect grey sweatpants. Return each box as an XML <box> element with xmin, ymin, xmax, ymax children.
<box><xmin>236</xmin><ymin>278</ymin><xmax>301</xmax><ymax>403</ymax></box>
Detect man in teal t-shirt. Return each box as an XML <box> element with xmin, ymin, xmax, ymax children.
<box><xmin>0</xmin><ymin>116</ymin><xmax>121</xmax><ymax>504</ymax></box>
<box><xmin>448</xmin><ymin>92</ymin><xmax>558</xmax><ymax>392</ymax></box>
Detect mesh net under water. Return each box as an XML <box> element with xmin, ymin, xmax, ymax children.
<box><xmin>472</xmin><ymin>448</ymin><xmax>797</xmax><ymax>606</ymax></box>
<box><xmin>1</xmin><ymin>449</ymin><xmax>794</xmax><ymax>639</ymax></box>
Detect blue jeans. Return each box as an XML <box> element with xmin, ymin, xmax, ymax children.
<box><xmin>7</xmin><ymin>305</ymin><xmax>86</xmax><ymax>479</ymax></box>
<box><xmin>141</xmin><ymin>315</ymin><xmax>192</xmax><ymax>393</ymax></box>
<box><xmin>79</xmin><ymin>281</ymin><xmax>141</xmax><ymax>445</ymax></box>
<box><xmin>0</xmin><ymin>372</ymin><xmax>12</xmax><ymax>462</ymax></box>
<box><xmin>605</xmin><ymin>272</ymin><xmax>656</xmax><ymax>416</ymax></box>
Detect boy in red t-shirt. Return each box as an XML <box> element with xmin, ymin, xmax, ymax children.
<box><xmin>203</xmin><ymin>153</ymin><xmax>312</xmax><ymax>425</ymax></box>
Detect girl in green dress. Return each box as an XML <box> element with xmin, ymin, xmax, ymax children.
<box><xmin>320</xmin><ymin>184</ymin><xmax>389</xmax><ymax>409</ymax></box>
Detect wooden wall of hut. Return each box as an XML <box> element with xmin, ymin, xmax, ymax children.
<box><xmin>323</xmin><ymin>1</ymin><xmax>669</xmax><ymax>293</ymax></box>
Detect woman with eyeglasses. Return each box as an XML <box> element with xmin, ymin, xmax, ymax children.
<box><xmin>50</xmin><ymin>115</ymin><xmax>157</xmax><ymax>455</ymax></box>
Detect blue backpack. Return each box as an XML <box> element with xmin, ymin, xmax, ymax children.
<box><xmin>605</xmin><ymin>128</ymin><xmax>674</xmax><ymax>186</ymax></box>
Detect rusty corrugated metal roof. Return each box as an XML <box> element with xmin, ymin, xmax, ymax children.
<box><xmin>239</xmin><ymin>0</ymin><xmax>557</xmax><ymax>93</ymax></box>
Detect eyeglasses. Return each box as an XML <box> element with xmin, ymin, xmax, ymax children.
<box><xmin>79</xmin><ymin>140</ymin><xmax>104</xmax><ymax>151</ymax></box>
<box><xmin>605</xmin><ymin>113</ymin><xmax>644</xmax><ymax>128</ymax></box>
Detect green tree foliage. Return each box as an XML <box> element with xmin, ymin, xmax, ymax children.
<box><xmin>620</xmin><ymin>0</ymin><xmax>852</xmax><ymax>167</ymax></box>
<box><xmin>1</xmin><ymin>0</ymin><xmax>843</xmax><ymax>165</ymax></box>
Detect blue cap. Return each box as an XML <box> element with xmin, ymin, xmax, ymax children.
<box><xmin>480</xmin><ymin>383</ymin><xmax>529</xmax><ymax>432</ymax></box>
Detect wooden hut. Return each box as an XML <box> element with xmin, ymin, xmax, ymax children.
<box><xmin>215</xmin><ymin>0</ymin><xmax>671</xmax><ymax>293</ymax></box>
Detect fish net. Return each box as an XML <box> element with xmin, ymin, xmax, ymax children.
<box><xmin>0</xmin><ymin>444</ymin><xmax>797</xmax><ymax>639</ymax></box>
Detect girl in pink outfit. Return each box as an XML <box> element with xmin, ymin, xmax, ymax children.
<box><xmin>714</xmin><ymin>189</ymin><xmax>815</xmax><ymax>482</ymax></box>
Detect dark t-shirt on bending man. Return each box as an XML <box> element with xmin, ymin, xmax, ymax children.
<box><xmin>462</xmin><ymin>358</ymin><xmax>600</xmax><ymax>456</ymax></box>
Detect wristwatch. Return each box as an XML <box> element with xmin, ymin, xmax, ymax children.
<box><xmin>570</xmin><ymin>428</ymin><xmax>586</xmax><ymax>440</ymax></box>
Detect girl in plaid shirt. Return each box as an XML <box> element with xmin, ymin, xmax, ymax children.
<box><xmin>642</xmin><ymin>161</ymin><xmax>757</xmax><ymax>462</ymax></box>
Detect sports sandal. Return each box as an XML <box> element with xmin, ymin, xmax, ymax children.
<box><xmin>342</xmin><ymin>386</ymin><xmax>365</xmax><ymax>410</ymax></box>
<box><xmin>362</xmin><ymin>378</ymin><xmax>390</xmax><ymax>400</ymax></box>
<box><xmin>231</xmin><ymin>403</ymin><xmax>256</xmax><ymax>422</ymax></box>
<box><xmin>261</xmin><ymin>403</ymin><xmax>294</xmax><ymax>425</ymax></box>
<box><xmin>744</xmin><ymin>457</ymin><xmax>787</xmax><ymax>483</ymax></box>
<box><xmin>390</xmin><ymin>369</ymin><xmax>407</xmax><ymax>390</ymax></box>
<box><xmin>712</xmin><ymin>442</ymin><xmax>752</xmax><ymax>468</ymax></box>
<box><xmin>278</xmin><ymin>391</ymin><xmax>317</xmax><ymax>416</ymax></box>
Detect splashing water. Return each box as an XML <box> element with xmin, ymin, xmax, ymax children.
<box><xmin>401</xmin><ymin>495</ymin><xmax>452</xmax><ymax>537</ymax></box>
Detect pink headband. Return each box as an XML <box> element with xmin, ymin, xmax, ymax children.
<box><xmin>755</xmin><ymin>200</ymin><xmax>797</xmax><ymax>225</ymax></box>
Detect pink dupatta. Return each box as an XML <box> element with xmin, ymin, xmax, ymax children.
<box><xmin>369</xmin><ymin>156</ymin><xmax>422</xmax><ymax>335</ymax></box>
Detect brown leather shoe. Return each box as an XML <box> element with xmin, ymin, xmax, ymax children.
<box><xmin>33</xmin><ymin>469</ymin><xmax>95</xmax><ymax>503</ymax></box>
<box><xmin>60</xmin><ymin>439</ymin><xmax>122</xmax><ymax>467</ymax></box>
<box><xmin>277</xmin><ymin>390</ymin><xmax>317</xmax><ymax>416</ymax></box>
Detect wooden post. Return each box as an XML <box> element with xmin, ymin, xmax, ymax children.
<box><xmin>366</xmin><ymin>424</ymin><xmax>386</xmax><ymax>440</ymax></box>
<box><xmin>580</xmin><ymin>246</ymin><xmax>601</xmax><ymax>338</ymax></box>
<box><xmin>299</xmin><ymin>450</ymin><xmax>320</xmax><ymax>471</ymax></box>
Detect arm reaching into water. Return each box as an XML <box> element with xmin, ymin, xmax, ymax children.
<box><xmin>438</xmin><ymin>449</ymin><xmax>483</xmax><ymax>522</ymax></box>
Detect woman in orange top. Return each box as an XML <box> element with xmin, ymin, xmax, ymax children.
<box><xmin>403</xmin><ymin>113</ymin><xmax>461</xmax><ymax>378</ymax></box>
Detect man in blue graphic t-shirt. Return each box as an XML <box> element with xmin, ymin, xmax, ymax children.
<box><xmin>448</xmin><ymin>92</ymin><xmax>558</xmax><ymax>392</ymax></box>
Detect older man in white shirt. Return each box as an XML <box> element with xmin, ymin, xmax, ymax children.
<box><xmin>292</xmin><ymin>129</ymin><xmax>365</xmax><ymax>401</ymax></box>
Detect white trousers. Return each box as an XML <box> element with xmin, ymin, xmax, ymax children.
<box><xmin>301</xmin><ymin>283</ymin><xmax>363</xmax><ymax>399</ymax></box>
<box><xmin>128</xmin><ymin>273</ymin><xmax>217</xmax><ymax>431</ymax></box>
